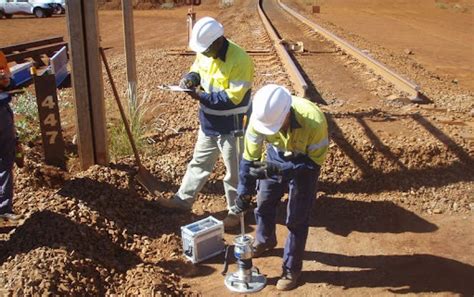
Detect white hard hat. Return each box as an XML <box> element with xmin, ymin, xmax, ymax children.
<box><xmin>189</xmin><ymin>17</ymin><xmax>224</xmax><ymax>53</ymax></box>
<box><xmin>251</xmin><ymin>84</ymin><xmax>292</xmax><ymax>135</ymax></box>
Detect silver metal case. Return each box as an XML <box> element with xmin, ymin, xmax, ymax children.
<box><xmin>181</xmin><ymin>216</ymin><xmax>225</xmax><ymax>263</ymax></box>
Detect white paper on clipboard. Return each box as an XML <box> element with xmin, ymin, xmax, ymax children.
<box><xmin>159</xmin><ymin>85</ymin><xmax>192</xmax><ymax>92</ymax></box>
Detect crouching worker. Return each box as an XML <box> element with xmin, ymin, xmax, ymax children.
<box><xmin>0</xmin><ymin>51</ymin><xmax>23</xmax><ymax>223</ymax></box>
<box><xmin>231</xmin><ymin>84</ymin><xmax>329</xmax><ymax>290</ymax></box>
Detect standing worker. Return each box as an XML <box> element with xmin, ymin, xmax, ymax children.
<box><xmin>157</xmin><ymin>17</ymin><xmax>254</xmax><ymax>230</ymax></box>
<box><xmin>231</xmin><ymin>84</ymin><xmax>329</xmax><ymax>290</ymax></box>
<box><xmin>0</xmin><ymin>51</ymin><xmax>23</xmax><ymax>223</ymax></box>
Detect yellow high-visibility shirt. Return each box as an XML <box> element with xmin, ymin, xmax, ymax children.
<box><xmin>243</xmin><ymin>96</ymin><xmax>329</xmax><ymax>166</ymax></box>
<box><xmin>190</xmin><ymin>40</ymin><xmax>253</xmax><ymax>109</ymax></box>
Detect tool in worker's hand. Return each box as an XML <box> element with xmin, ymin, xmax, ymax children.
<box><xmin>231</xmin><ymin>114</ymin><xmax>246</xmax><ymax>236</ymax></box>
<box><xmin>220</xmin><ymin>115</ymin><xmax>266</xmax><ymax>293</ymax></box>
<box><xmin>100</xmin><ymin>47</ymin><xmax>161</xmax><ymax>196</ymax></box>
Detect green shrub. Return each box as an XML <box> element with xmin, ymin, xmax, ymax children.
<box><xmin>108</xmin><ymin>86</ymin><xmax>156</xmax><ymax>160</ymax></box>
<box><xmin>11</xmin><ymin>90</ymin><xmax>40</xmax><ymax>144</ymax></box>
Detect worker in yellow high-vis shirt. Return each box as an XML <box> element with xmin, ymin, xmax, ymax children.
<box><xmin>157</xmin><ymin>17</ymin><xmax>254</xmax><ymax>231</ymax></box>
<box><xmin>231</xmin><ymin>84</ymin><xmax>329</xmax><ymax>291</ymax></box>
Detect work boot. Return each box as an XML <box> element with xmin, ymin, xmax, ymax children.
<box><xmin>0</xmin><ymin>212</ymin><xmax>22</xmax><ymax>223</ymax></box>
<box><xmin>223</xmin><ymin>213</ymin><xmax>240</xmax><ymax>231</ymax></box>
<box><xmin>156</xmin><ymin>195</ymin><xmax>192</xmax><ymax>211</ymax></box>
<box><xmin>253</xmin><ymin>241</ymin><xmax>277</xmax><ymax>258</ymax></box>
<box><xmin>276</xmin><ymin>270</ymin><xmax>301</xmax><ymax>291</ymax></box>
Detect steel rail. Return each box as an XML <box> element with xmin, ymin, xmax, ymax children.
<box><xmin>277</xmin><ymin>0</ymin><xmax>425</xmax><ymax>101</ymax></box>
<box><xmin>0</xmin><ymin>36</ymin><xmax>64</xmax><ymax>55</ymax></box>
<box><xmin>258</xmin><ymin>0</ymin><xmax>308</xmax><ymax>97</ymax></box>
<box><xmin>6</xmin><ymin>42</ymin><xmax>68</xmax><ymax>63</ymax></box>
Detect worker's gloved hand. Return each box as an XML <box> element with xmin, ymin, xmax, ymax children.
<box><xmin>179</xmin><ymin>78</ymin><xmax>194</xmax><ymax>89</ymax></box>
<box><xmin>249</xmin><ymin>161</ymin><xmax>282</xmax><ymax>179</ymax></box>
<box><xmin>230</xmin><ymin>195</ymin><xmax>253</xmax><ymax>214</ymax></box>
<box><xmin>179</xmin><ymin>72</ymin><xmax>200</xmax><ymax>89</ymax></box>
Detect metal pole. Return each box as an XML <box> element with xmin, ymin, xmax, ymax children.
<box><xmin>187</xmin><ymin>8</ymin><xmax>196</xmax><ymax>50</ymax></box>
<box><xmin>233</xmin><ymin>115</ymin><xmax>246</xmax><ymax>237</ymax></box>
<box><xmin>122</xmin><ymin>0</ymin><xmax>137</xmax><ymax>103</ymax></box>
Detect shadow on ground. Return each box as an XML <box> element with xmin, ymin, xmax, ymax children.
<box><xmin>0</xmin><ymin>210</ymin><xmax>141</xmax><ymax>272</ymax></box>
<box><xmin>271</xmin><ymin>195</ymin><xmax>437</xmax><ymax>237</ymax></box>
<box><xmin>310</xmin><ymin>195</ymin><xmax>438</xmax><ymax>236</ymax></box>
<box><xmin>322</xmin><ymin>112</ymin><xmax>474</xmax><ymax>194</ymax></box>
<box><xmin>57</xmin><ymin>176</ymin><xmax>216</xmax><ymax>238</ymax></box>
<box><xmin>295</xmin><ymin>251</ymin><xmax>474</xmax><ymax>295</ymax></box>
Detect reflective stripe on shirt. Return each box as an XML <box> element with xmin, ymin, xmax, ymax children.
<box><xmin>308</xmin><ymin>138</ymin><xmax>329</xmax><ymax>151</ymax></box>
<box><xmin>270</xmin><ymin>144</ymin><xmax>305</xmax><ymax>157</ymax></box>
<box><xmin>246</xmin><ymin>132</ymin><xmax>265</xmax><ymax>144</ymax></box>
<box><xmin>229</xmin><ymin>80</ymin><xmax>252</xmax><ymax>89</ymax></box>
<box><xmin>200</xmin><ymin>101</ymin><xmax>251</xmax><ymax>116</ymax></box>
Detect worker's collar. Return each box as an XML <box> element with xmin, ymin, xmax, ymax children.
<box><xmin>289</xmin><ymin>108</ymin><xmax>301</xmax><ymax>130</ymax></box>
<box><xmin>216</xmin><ymin>37</ymin><xmax>229</xmax><ymax>62</ymax></box>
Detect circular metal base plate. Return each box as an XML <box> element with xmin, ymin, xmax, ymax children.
<box><xmin>224</xmin><ymin>269</ymin><xmax>267</xmax><ymax>293</ymax></box>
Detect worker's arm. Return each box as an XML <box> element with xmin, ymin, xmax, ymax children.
<box><xmin>198</xmin><ymin>57</ymin><xmax>253</xmax><ymax>110</ymax></box>
<box><xmin>272</xmin><ymin>128</ymin><xmax>327</xmax><ymax>181</ymax></box>
<box><xmin>306</xmin><ymin>127</ymin><xmax>329</xmax><ymax>167</ymax></box>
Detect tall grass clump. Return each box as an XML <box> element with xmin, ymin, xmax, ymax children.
<box><xmin>109</xmin><ymin>86</ymin><xmax>156</xmax><ymax>160</ymax></box>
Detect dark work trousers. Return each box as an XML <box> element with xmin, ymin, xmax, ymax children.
<box><xmin>254</xmin><ymin>152</ymin><xmax>320</xmax><ymax>274</ymax></box>
<box><xmin>0</xmin><ymin>103</ymin><xmax>15</xmax><ymax>214</ymax></box>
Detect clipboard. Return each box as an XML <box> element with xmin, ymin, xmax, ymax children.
<box><xmin>159</xmin><ymin>85</ymin><xmax>193</xmax><ymax>92</ymax></box>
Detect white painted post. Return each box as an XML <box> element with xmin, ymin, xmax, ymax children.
<box><xmin>122</xmin><ymin>0</ymin><xmax>137</xmax><ymax>104</ymax></box>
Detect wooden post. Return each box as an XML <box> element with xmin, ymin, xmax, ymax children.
<box><xmin>32</xmin><ymin>70</ymin><xmax>66</xmax><ymax>169</ymax></box>
<box><xmin>66</xmin><ymin>0</ymin><xmax>108</xmax><ymax>170</ymax></box>
<box><xmin>83</xmin><ymin>0</ymin><xmax>108</xmax><ymax>165</ymax></box>
<box><xmin>122</xmin><ymin>0</ymin><xmax>137</xmax><ymax>100</ymax></box>
<box><xmin>66</xmin><ymin>0</ymin><xmax>94</xmax><ymax>169</ymax></box>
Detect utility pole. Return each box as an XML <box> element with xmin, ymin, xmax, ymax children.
<box><xmin>122</xmin><ymin>0</ymin><xmax>137</xmax><ymax>103</ymax></box>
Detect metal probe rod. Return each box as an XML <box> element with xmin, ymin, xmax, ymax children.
<box><xmin>233</xmin><ymin>114</ymin><xmax>246</xmax><ymax>238</ymax></box>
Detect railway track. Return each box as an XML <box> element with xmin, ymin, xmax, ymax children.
<box><xmin>0</xmin><ymin>36</ymin><xmax>67</xmax><ymax>66</ymax></box>
<box><xmin>255</xmin><ymin>0</ymin><xmax>429</xmax><ymax>105</ymax></box>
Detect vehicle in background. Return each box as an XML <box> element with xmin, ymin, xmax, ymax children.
<box><xmin>53</xmin><ymin>0</ymin><xmax>65</xmax><ymax>14</ymax></box>
<box><xmin>0</xmin><ymin>0</ymin><xmax>56</xmax><ymax>19</ymax></box>
<box><xmin>34</xmin><ymin>0</ymin><xmax>65</xmax><ymax>14</ymax></box>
